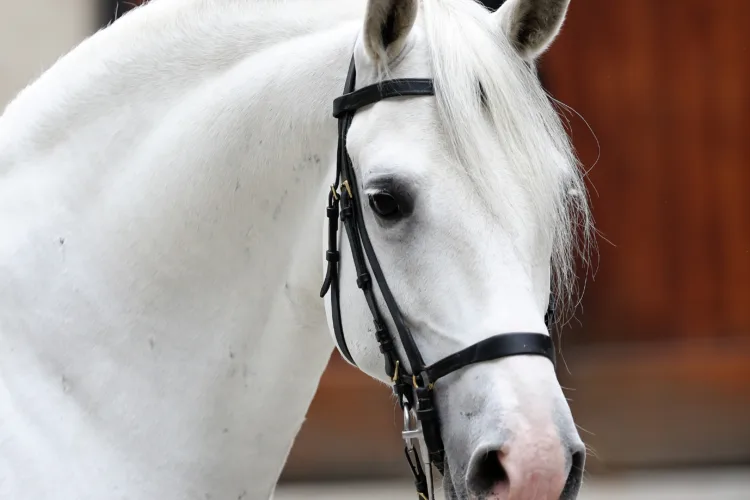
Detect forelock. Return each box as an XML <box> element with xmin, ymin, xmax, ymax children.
<box><xmin>417</xmin><ymin>0</ymin><xmax>594</xmax><ymax>321</ymax></box>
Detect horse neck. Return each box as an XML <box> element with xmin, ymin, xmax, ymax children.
<box><xmin>1</xmin><ymin>0</ymin><xmax>364</xmax><ymax>161</ymax></box>
<box><xmin>0</xmin><ymin>3</ymin><xmax>363</xmax><ymax>499</ymax></box>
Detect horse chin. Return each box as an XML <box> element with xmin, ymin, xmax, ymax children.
<box><xmin>441</xmin><ymin>462</ymin><xmax>462</xmax><ymax>500</ymax></box>
<box><xmin>442</xmin><ymin>478</ymin><xmax>460</xmax><ymax>500</ymax></box>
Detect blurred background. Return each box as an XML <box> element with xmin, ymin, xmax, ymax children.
<box><xmin>2</xmin><ymin>0</ymin><xmax>748</xmax><ymax>498</ymax></box>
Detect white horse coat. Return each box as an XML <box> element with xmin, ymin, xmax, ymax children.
<box><xmin>0</xmin><ymin>1</ymin><xmax>592</xmax><ymax>499</ymax></box>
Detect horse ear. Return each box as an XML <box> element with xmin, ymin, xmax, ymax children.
<box><xmin>362</xmin><ymin>0</ymin><xmax>418</xmax><ymax>65</ymax></box>
<box><xmin>493</xmin><ymin>0</ymin><xmax>570</xmax><ymax>60</ymax></box>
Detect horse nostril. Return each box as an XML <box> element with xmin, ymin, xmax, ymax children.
<box><xmin>562</xmin><ymin>449</ymin><xmax>586</xmax><ymax>499</ymax></box>
<box><xmin>467</xmin><ymin>442</ymin><xmax>582</xmax><ymax>499</ymax></box>
<box><xmin>467</xmin><ymin>450</ymin><xmax>509</xmax><ymax>496</ymax></box>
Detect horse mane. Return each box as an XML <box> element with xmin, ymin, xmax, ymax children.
<box><xmin>417</xmin><ymin>0</ymin><xmax>594</xmax><ymax>322</ymax></box>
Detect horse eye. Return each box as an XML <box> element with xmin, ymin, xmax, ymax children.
<box><xmin>368</xmin><ymin>192</ymin><xmax>401</xmax><ymax>219</ymax></box>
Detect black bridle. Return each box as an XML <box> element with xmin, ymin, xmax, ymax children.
<box><xmin>320</xmin><ymin>56</ymin><xmax>557</xmax><ymax>499</ymax></box>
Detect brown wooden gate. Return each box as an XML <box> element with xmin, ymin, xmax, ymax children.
<box><xmin>538</xmin><ymin>0</ymin><xmax>750</xmax><ymax>471</ymax></box>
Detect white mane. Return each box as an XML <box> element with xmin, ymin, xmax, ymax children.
<box><xmin>418</xmin><ymin>0</ymin><xmax>593</xmax><ymax>319</ymax></box>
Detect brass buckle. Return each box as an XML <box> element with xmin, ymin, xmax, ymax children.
<box><xmin>340</xmin><ymin>179</ymin><xmax>353</xmax><ymax>198</ymax></box>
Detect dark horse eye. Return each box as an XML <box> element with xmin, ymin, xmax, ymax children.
<box><xmin>368</xmin><ymin>192</ymin><xmax>401</xmax><ymax>219</ymax></box>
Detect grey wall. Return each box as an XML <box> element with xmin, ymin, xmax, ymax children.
<box><xmin>0</xmin><ymin>0</ymin><xmax>97</xmax><ymax>107</ymax></box>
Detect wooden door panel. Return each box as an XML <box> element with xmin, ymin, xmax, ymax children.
<box><xmin>542</xmin><ymin>0</ymin><xmax>750</xmax><ymax>344</ymax></box>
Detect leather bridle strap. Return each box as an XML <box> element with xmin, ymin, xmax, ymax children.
<box><xmin>323</xmin><ymin>58</ymin><xmax>433</xmax><ymax>374</ymax></box>
<box><xmin>320</xmin><ymin>55</ymin><xmax>559</xmax><ymax>500</ymax></box>
<box><xmin>333</xmin><ymin>78</ymin><xmax>435</xmax><ymax>119</ymax></box>
<box><xmin>342</xmin><ymin>164</ymin><xmax>427</xmax><ymax>373</ymax></box>
<box><xmin>320</xmin><ymin>187</ymin><xmax>356</xmax><ymax>364</ymax></box>
<box><xmin>422</xmin><ymin>332</ymin><xmax>554</xmax><ymax>385</ymax></box>
<box><xmin>319</xmin><ymin>57</ymin><xmax>359</xmax><ymax>366</ymax></box>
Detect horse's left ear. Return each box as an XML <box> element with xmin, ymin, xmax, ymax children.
<box><xmin>493</xmin><ymin>0</ymin><xmax>571</xmax><ymax>60</ymax></box>
<box><xmin>363</xmin><ymin>0</ymin><xmax>418</xmax><ymax>65</ymax></box>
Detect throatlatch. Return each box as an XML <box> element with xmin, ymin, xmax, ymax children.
<box><xmin>320</xmin><ymin>56</ymin><xmax>557</xmax><ymax>500</ymax></box>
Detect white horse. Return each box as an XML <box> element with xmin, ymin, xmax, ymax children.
<box><xmin>0</xmin><ymin>0</ymin><xmax>593</xmax><ymax>499</ymax></box>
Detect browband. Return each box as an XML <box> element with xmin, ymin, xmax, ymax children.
<box><xmin>333</xmin><ymin>78</ymin><xmax>435</xmax><ymax>119</ymax></box>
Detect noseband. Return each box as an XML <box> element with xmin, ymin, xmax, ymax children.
<box><xmin>320</xmin><ymin>56</ymin><xmax>557</xmax><ymax>499</ymax></box>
